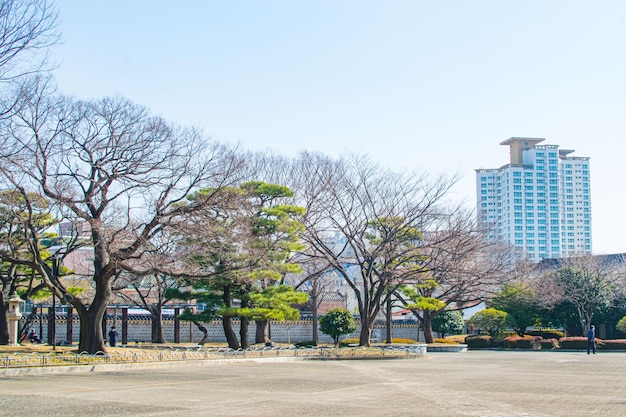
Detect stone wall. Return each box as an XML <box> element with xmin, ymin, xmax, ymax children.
<box><xmin>23</xmin><ymin>316</ymin><xmax>422</xmax><ymax>345</ymax></box>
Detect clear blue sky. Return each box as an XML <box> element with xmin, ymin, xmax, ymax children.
<box><xmin>52</xmin><ymin>1</ymin><xmax>626</xmax><ymax>254</ymax></box>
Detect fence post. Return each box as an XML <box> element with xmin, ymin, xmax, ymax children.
<box><xmin>174</xmin><ymin>308</ymin><xmax>180</xmax><ymax>343</ymax></box>
<box><xmin>122</xmin><ymin>307</ymin><xmax>128</xmax><ymax>346</ymax></box>
<box><xmin>66</xmin><ymin>305</ymin><xmax>73</xmax><ymax>344</ymax></box>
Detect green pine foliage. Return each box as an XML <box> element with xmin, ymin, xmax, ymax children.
<box><xmin>174</xmin><ymin>181</ymin><xmax>308</xmax><ymax>348</ymax></box>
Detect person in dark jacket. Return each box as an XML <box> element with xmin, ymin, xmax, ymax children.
<box><xmin>108</xmin><ymin>326</ymin><xmax>118</xmax><ymax>347</ymax></box>
<box><xmin>28</xmin><ymin>329</ymin><xmax>40</xmax><ymax>343</ymax></box>
<box><xmin>587</xmin><ymin>325</ymin><xmax>596</xmax><ymax>354</ymax></box>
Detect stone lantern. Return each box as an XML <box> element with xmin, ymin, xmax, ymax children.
<box><xmin>6</xmin><ymin>293</ymin><xmax>23</xmax><ymax>346</ymax></box>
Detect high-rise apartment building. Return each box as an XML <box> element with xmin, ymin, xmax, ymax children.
<box><xmin>476</xmin><ymin>137</ymin><xmax>591</xmax><ymax>262</ymax></box>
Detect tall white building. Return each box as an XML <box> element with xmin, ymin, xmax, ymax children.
<box><xmin>476</xmin><ymin>137</ymin><xmax>591</xmax><ymax>262</ymax></box>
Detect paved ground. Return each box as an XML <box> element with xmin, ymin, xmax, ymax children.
<box><xmin>0</xmin><ymin>350</ymin><xmax>624</xmax><ymax>417</ymax></box>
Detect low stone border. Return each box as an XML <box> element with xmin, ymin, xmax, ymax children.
<box><xmin>427</xmin><ymin>344</ymin><xmax>467</xmax><ymax>353</ymax></box>
<box><xmin>0</xmin><ymin>344</ymin><xmax>428</xmax><ymax>374</ymax></box>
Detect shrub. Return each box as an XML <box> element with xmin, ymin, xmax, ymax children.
<box><xmin>526</xmin><ymin>329</ymin><xmax>565</xmax><ymax>340</ymax></box>
<box><xmin>433</xmin><ymin>338</ymin><xmax>459</xmax><ymax>344</ymax></box>
<box><xmin>464</xmin><ymin>335</ymin><xmax>492</xmax><ymax>349</ymax></box>
<box><xmin>445</xmin><ymin>335</ymin><xmax>468</xmax><ymax>343</ymax></box>
<box><xmin>468</xmin><ymin>308</ymin><xmax>508</xmax><ymax>338</ymax></box>
<box><xmin>431</xmin><ymin>310</ymin><xmax>464</xmax><ymax>338</ymax></box>
<box><xmin>491</xmin><ymin>338</ymin><xmax>504</xmax><ymax>348</ymax></box>
<box><xmin>616</xmin><ymin>317</ymin><xmax>626</xmax><ymax>334</ymax></box>
<box><xmin>598</xmin><ymin>339</ymin><xmax>626</xmax><ymax>350</ymax></box>
<box><xmin>294</xmin><ymin>341</ymin><xmax>317</xmax><ymax>348</ymax></box>
<box><xmin>540</xmin><ymin>338</ymin><xmax>559</xmax><ymax>349</ymax></box>
<box><xmin>559</xmin><ymin>337</ymin><xmax>603</xmax><ymax>350</ymax></box>
<box><xmin>503</xmin><ymin>335</ymin><xmax>541</xmax><ymax>350</ymax></box>
<box><xmin>339</xmin><ymin>338</ymin><xmax>360</xmax><ymax>347</ymax></box>
<box><xmin>499</xmin><ymin>330</ymin><xmax>518</xmax><ymax>339</ymax></box>
<box><xmin>383</xmin><ymin>338</ymin><xmax>418</xmax><ymax>344</ymax></box>
<box><xmin>319</xmin><ymin>309</ymin><xmax>357</xmax><ymax>347</ymax></box>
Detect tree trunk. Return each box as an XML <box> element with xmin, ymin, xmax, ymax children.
<box><xmin>0</xmin><ymin>292</ymin><xmax>9</xmax><ymax>345</ymax></box>
<box><xmin>150</xmin><ymin>308</ymin><xmax>165</xmax><ymax>343</ymax></box>
<box><xmin>76</xmin><ymin>279</ymin><xmax>109</xmax><ymax>353</ymax></box>
<box><xmin>190</xmin><ymin>319</ymin><xmax>208</xmax><ymax>345</ymax></box>
<box><xmin>359</xmin><ymin>316</ymin><xmax>371</xmax><ymax>346</ymax></box>
<box><xmin>239</xmin><ymin>295</ymin><xmax>250</xmax><ymax>349</ymax></box>
<box><xmin>422</xmin><ymin>313</ymin><xmax>435</xmax><ymax>343</ymax></box>
<box><xmin>77</xmin><ymin>306</ymin><xmax>107</xmax><ymax>353</ymax></box>
<box><xmin>240</xmin><ymin>316</ymin><xmax>250</xmax><ymax>349</ymax></box>
<box><xmin>255</xmin><ymin>319</ymin><xmax>270</xmax><ymax>344</ymax></box>
<box><xmin>312</xmin><ymin>300</ymin><xmax>319</xmax><ymax>345</ymax></box>
<box><xmin>385</xmin><ymin>295</ymin><xmax>393</xmax><ymax>344</ymax></box>
<box><xmin>222</xmin><ymin>285</ymin><xmax>240</xmax><ymax>349</ymax></box>
<box><xmin>222</xmin><ymin>316</ymin><xmax>240</xmax><ymax>349</ymax></box>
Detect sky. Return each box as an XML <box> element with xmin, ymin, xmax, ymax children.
<box><xmin>51</xmin><ymin>1</ymin><xmax>626</xmax><ymax>255</ymax></box>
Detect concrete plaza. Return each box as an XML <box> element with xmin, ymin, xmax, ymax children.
<box><xmin>0</xmin><ymin>350</ymin><xmax>624</xmax><ymax>416</ymax></box>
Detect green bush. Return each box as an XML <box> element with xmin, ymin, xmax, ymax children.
<box><xmin>503</xmin><ymin>335</ymin><xmax>540</xmax><ymax>349</ymax></box>
<box><xmin>598</xmin><ymin>339</ymin><xmax>626</xmax><ymax>350</ymax></box>
<box><xmin>559</xmin><ymin>337</ymin><xmax>603</xmax><ymax>350</ymax></box>
<box><xmin>540</xmin><ymin>338</ymin><xmax>559</xmax><ymax>349</ymax></box>
<box><xmin>432</xmin><ymin>310</ymin><xmax>464</xmax><ymax>338</ymax></box>
<box><xmin>294</xmin><ymin>341</ymin><xmax>317</xmax><ymax>348</ymax></box>
<box><xmin>464</xmin><ymin>335</ymin><xmax>492</xmax><ymax>349</ymax></box>
<box><xmin>617</xmin><ymin>317</ymin><xmax>626</xmax><ymax>335</ymax></box>
<box><xmin>319</xmin><ymin>308</ymin><xmax>357</xmax><ymax>347</ymax></box>
<box><xmin>526</xmin><ymin>329</ymin><xmax>565</xmax><ymax>339</ymax></box>
<box><xmin>468</xmin><ymin>308</ymin><xmax>508</xmax><ymax>338</ymax></box>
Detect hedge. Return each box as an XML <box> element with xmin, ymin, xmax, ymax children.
<box><xmin>466</xmin><ymin>334</ymin><xmax>626</xmax><ymax>350</ymax></box>
<box><xmin>502</xmin><ymin>335</ymin><xmax>541</xmax><ymax>350</ymax></box>
<box><xmin>598</xmin><ymin>339</ymin><xmax>626</xmax><ymax>350</ymax></box>
<box><xmin>559</xmin><ymin>337</ymin><xmax>600</xmax><ymax>350</ymax></box>
<box><xmin>540</xmin><ymin>338</ymin><xmax>559</xmax><ymax>349</ymax></box>
<box><xmin>465</xmin><ymin>335</ymin><xmax>492</xmax><ymax>348</ymax></box>
<box><xmin>339</xmin><ymin>338</ymin><xmax>360</xmax><ymax>347</ymax></box>
<box><xmin>526</xmin><ymin>329</ymin><xmax>566</xmax><ymax>340</ymax></box>
<box><xmin>384</xmin><ymin>338</ymin><xmax>418</xmax><ymax>344</ymax></box>
<box><xmin>433</xmin><ymin>338</ymin><xmax>460</xmax><ymax>345</ymax></box>
<box><xmin>294</xmin><ymin>341</ymin><xmax>317</xmax><ymax>348</ymax></box>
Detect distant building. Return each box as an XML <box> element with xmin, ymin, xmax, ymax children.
<box><xmin>476</xmin><ymin>137</ymin><xmax>591</xmax><ymax>262</ymax></box>
<box><xmin>59</xmin><ymin>221</ymin><xmax>91</xmax><ymax>238</ymax></box>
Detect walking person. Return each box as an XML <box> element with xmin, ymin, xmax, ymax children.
<box><xmin>108</xmin><ymin>326</ymin><xmax>118</xmax><ymax>347</ymax></box>
<box><xmin>587</xmin><ymin>325</ymin><xmax>596</xmax><ymax>354</ymax></box>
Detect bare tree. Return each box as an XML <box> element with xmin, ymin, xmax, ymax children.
<box><xmin>0</xmin><ymin>81</ymin><xmax>242</xmax><ymax>353</ymax></box>
<box><xmin>0</xmin><ymin>0</ymin><xmax>58</xmax><ymax>82</ymax></box>
<box><xmin>544</xmin><ymin>254</ymin><xmax>626</xmax><ymax>334</ymax></box>
<box><xmin>399</xmin><ymin>209</ymin><xmax>522</xmax><ymax>343</ymax></box>
<box><xmin>112</xmin><ymin>234</ymin><xmax>188</xmax><ymax>344</ymax></box>
<box><xmin>114</xmin><ymin>272</ymin><xmax>180</xmax><ymax>344</ymax></box>
<box><xmin>291</xmin><ymin>255</ymin><xmax>337</xmax><ymax>345</ymax></box>
<box><xmin>0</xmin><ymin>0</ymin><xmax>58</xmax><ymax>121</ymax></box>
<box><xmin>292</xmin><ymin>153</ymin><xmax>458</xmax><ymax>346</ymax></box>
